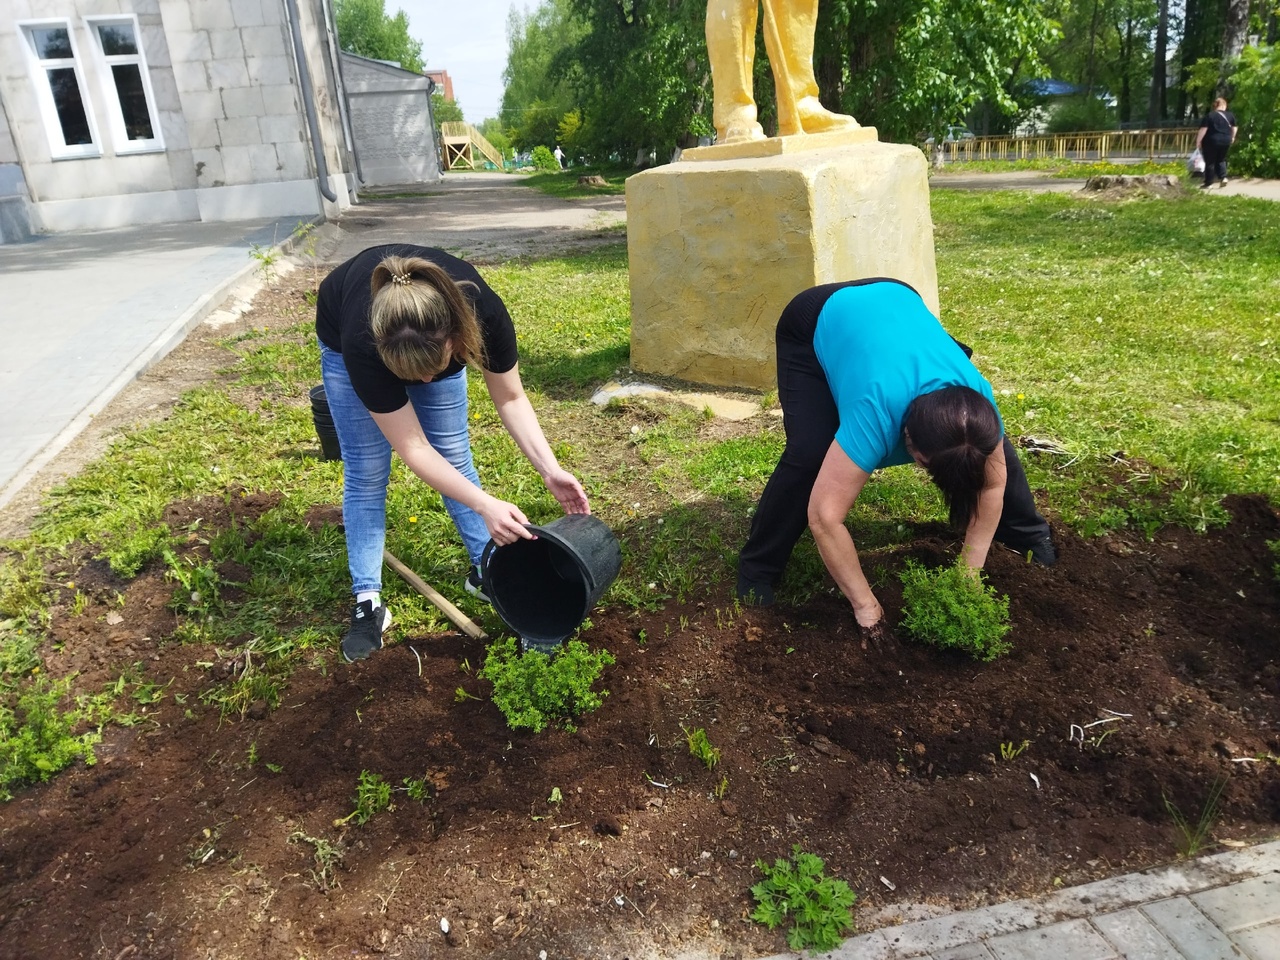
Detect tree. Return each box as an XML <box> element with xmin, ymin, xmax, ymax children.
<box><xmin>813</xmin><ymin>0</ymin><xmax>1056</xmax><ymax>142</ymax></box>
<box><xmin>500</xmin><ymin>0</ymin><xmax>585</xmax><ymax>148</ymax></box>
<box><xmin>333</xmin><ymin>0</ymin><xmax>424</xmax><ymax>74</ymax></box>
<box><xmin>431</xmin><ymin>91</ymin><xmax>464</xmax><ymax>138</ymax></box>
<box><xmin>1148</xmin><ymin>0</ymin><xmax>1170</xmax><ymax>124</ymax></box>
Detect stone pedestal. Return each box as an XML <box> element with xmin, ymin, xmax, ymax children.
<box><xmin>625</xmin><ymin>139</ymin><xmax>938</xmax><ymax>391</ymax></box>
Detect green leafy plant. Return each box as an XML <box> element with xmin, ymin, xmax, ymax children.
<box><xmin>999</xmin><ymin>739</ymin><xmax>1030</xmax><ymax>761</ymax></box>
<box><xmin>248</xmin><ymin>242</ymin><xmax>279</xmax><ymax>281</ymax></box>
<box><xmin>1268</xmin><ymin>539</ymin><xmax>1279</xmax><ymax>581</ymax></box>
<box><xmin>1164</xmin><ymin>777</ymin><xmax>1228</xmax><ymax>857</ymax></box>
<box><xmin>478</xmin><ymin>637</ymin><xmax>614</xmax><ymax>733</ymax></box>
<box><xmin>683</xmin><ymin>725</ymin><xmax>721</xmax><ymax>770</ymax></box>
<box><xmin>403</xmin><ymin>776</ymin><xmax>430</xmax><ymax>803</ymax></box>
<box><xmin>899</xmin><ymin>560</ymin><xmax>1012</xmax><ymax>661</ymax></box>
<box><xmin>750</xmin><ymin>845</ymin><xmax>857</xmax><ymax>952</ymax></box>
<box><xmin>1</xmin><ymin>673</ymin><xmax>101</xmax><ymax>801</ymax></box>
<box><xmin>335</xmin><ymin>770</ymin><xmax>392</xmax><ymax>826</ymax></box>
<box><xmin>529</xmin><ymin>145</ymin><xmax>560</xmax><ymax>172</ymax></box>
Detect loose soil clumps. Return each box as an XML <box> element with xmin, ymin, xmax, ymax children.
<box><xmin>2</xmin><ymin>493</ymin><xmax>1278</xmax><ymax>960</ymax></box>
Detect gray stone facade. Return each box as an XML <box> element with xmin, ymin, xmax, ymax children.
<box><xmin>0</xmin><ymin>0</ymin><xmax>357</xmax><ymax>235</ymax></box>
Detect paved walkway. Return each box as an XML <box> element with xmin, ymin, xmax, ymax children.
<box><xmin>760</xmin><ymin>840</ymin><xmax>1280</xmax><ymax>960</ymax></box>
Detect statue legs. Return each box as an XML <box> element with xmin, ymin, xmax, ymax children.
<box><xmin>706</xmin><ymin>0</ymin><xmax>767</xmax><ymax>142</ymax></box>
<box><xmin>706</xmin><ymin>0</ymin><xmax>859</xmax><ymax>144</ymax></box>
<box><xmin>759</xmin><ymin>0</ymin><xmax>858</xmax><ymax>136</ymax></box>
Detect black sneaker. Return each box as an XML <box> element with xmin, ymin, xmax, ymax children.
<box><xmin>464</xmin><ymin>565</ymin><xmax>489</xmax><ymax>603</ymax></box>
<box><xmin>1026</xmin><ymin>536</ymin><xmax>1058</xmax><ymax>567</ymax></box>
<box><xmin>735</xmin><ymin>575</ymin><xmax>775</xmax><ymax>607</ymax></box>
<box><xmin>341</xmin><ymin>600</ymin><xmax>391</xmax><ymax>662</ymax></box>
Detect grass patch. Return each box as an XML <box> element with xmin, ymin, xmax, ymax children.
<box><xmin>932</xmin><ymin>157</ymin><xmax>1188</xmax><ymax>178</ymax></box>
<box><xmin>518</xmin><ymin>165</ymin><xmax>630</xmax><ymax>198</ymax></box>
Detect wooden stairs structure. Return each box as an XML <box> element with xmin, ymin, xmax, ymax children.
<box><xmin>441</xmin><ymin>122</ymin><xmax>505</xmax><ymax>171</ymax></box>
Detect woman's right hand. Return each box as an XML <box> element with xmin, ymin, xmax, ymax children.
<box><xmin>853</xmin><ymin>597</ymin><xmax>883</xmax><ymax>628</ymax></box>
<box><xmin>479</xmin><ymin>497</ymin><xmax>534</xmax><ymax>545</ymax></box>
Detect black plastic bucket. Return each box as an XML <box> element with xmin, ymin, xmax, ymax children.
<box><xmin>309</xmin><ymin>384</ymin><xmax>342</xmax><ymax>461</ymax></box>
<box><xmin>482</xmin><ymin>515</ymin><xmax>622</xmax><ymax>653</ymax></box>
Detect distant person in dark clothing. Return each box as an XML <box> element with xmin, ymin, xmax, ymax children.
<box><xmin>736</xmin><ymin>279</ymin><xmax>1056</xmax><ymax>645</ymax></box>
<box><xmin>1196</xmin><ymin>98</ymin><xmax>1237</xmax><ymax>189</ymax></box>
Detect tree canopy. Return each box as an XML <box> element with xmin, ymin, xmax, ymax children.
<box><xmin>497</xmin><ymin>0</ymin><xmax>1280</xmax><ymax>171</ymax></box>
<box><xmin>333</xmin><ymin>0</ymin><xmax>424</xmax><ymax>74</ymax></box>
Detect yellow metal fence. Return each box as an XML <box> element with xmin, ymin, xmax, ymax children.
<box><xmin>935</xmin><ymin>129</ymin><xmax>1197</xmax><ymax>163</ymax></box>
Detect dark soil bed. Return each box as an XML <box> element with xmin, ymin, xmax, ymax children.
<box><xmin>2</xmin><ymin>494</ymin><xmax>1279</xmax><ymax>960</ymax></box>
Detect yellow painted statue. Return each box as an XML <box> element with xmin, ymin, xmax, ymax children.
<box><xmin>706</xmin><ymin>0</ymin><xmax>860</xmax><ymax>143</ymax></box>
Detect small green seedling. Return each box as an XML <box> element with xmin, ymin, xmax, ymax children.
<box><xmin>454</xmin><ymin>686</ymin><xmax>481</xmax><ymax>702</ymax></box>
<box><xmin>403</xmin><ymin>776</ymin><xmax>430</xmax><ymax>803</ymax></box>
<box><xmin>478</xmin><ymin>637</ymin><xmax>614</xmax><ymax>733</ymax></box>
<box><xmin>289</xmin><ymin>831</ymin><xmax>344</xmax><ymax>890</ymax></box>
<box><xmin>999</xmin><ymin>740</ymin><xmax>1030</xmax><ymax>761</ymax></box>
<box><xmin>713</xmin><ymin>776</ymin><xmax>729</xmax><ymax>799</ymax></box>
<box><xmin>751</xmin><ymin>845</ymin><xmax>857</xmax><ymax>952</ymax></box>
<box><xmin>1164</xmin><ymin>776</ymin><xmax>1228</xmax><ymax>857</ymax></box>
<box><xmin>548</xmin><ymin>786</ymin><xmax>563</xmax><ymax>804</ymax></box>
<box><xmin>899</xmin><ymin>560</ymin><xmax>1012</xmax><ymax>661</ymax></box>
<box><xmin>683</xmin><ymin>725</ymin><xmax>721</xmax><ymax>770</ymax></box>
<box><xmin>335</xmin><ymin>770</ymin><xmax>392</xmax><ymax>826</ymax></box>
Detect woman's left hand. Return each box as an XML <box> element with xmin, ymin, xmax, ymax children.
<box><xmin>544</xmin><ymin>468</ymin><xmax>590</xmax><ymax>514</ymax></box>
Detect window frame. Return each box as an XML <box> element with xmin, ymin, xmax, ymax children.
<box><xmin>84</xmin><ymin>14</ymin><xmax>164</xmax><ymax>154</ymax></box>
<box><xmin>17</xmin><ymin>18</ymin><xmax>102</xmax><ymax>160</ymax></box>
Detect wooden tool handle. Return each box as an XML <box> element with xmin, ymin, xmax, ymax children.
<box><xmin>383</xmin><ymin>549</ymin><xmax>488</xmax><ymax>641</ymax></box>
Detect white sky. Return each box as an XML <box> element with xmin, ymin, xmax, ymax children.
<box><xmin>397</xmin><ymin>0</ymin><xmax>526</xmax><ymax>124</ymax></box>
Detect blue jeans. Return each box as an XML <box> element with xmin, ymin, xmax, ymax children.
<box><xmin>320</xmin><ymin>342</ymin><xmax>490</xmax><ymax>595</ymax></box>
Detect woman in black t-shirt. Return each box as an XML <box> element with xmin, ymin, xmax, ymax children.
<box><xmin>315</xmin><ymin>245</ymin><xmax>589</xmax><ymax>662</ymax></box>
<box><xmin>1196</xmin><ymin>97</ymin><xmax>1238</xmax><ymax>189</ymax></box>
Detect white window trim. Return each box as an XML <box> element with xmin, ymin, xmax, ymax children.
<box><xmin>17</xmin><ymin>18</ymin><xmax>102</xmax><ymax>160</ymax></box>
<box><xmin>84</xmin><ymin>14</ymin><xmax>165</xmax><ymax>155</ymax></box>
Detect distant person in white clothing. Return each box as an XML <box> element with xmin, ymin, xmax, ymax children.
<box><xmin>553</xmin><ymin>145</ymin><xmax>565</xmax><ymax>169</ymax></box>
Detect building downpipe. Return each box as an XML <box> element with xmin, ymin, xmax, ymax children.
<box><xmin>284</xmin><ymin>0</ymin><xmax>338</xmax><ymax>203</ymax></box>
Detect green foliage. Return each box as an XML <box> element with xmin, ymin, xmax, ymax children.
<box><xmin>478</xmin><ymin>636</ymin><xmax>614</xmax><ymax>733</ymax></box>
<box><xmin>403</xmin><ymin>776</ymin><xmax>430</xmax><ymax>803</ymax></box>
<box><xmin>501</xmin><ymin>0</ymin><xmax>587</xmax><ymax>151</ymax></box>
<box><xmin>289</xmin><ymin>831</ymin><xmax>345</xmax><ymax>890</ymax></box>
<box><xmin>1000</xmin><ymin>739</ymin><xmax>1030</xmax><ymax>761</ymax></box>
<box><xmin>529</xmin><ymin>144</ymin><xmax>561</xmax><ymax>171</ymax></box>
<box><xmin>337</xmin><ymin>770</ymin><xmax>393</xmax><ymax>826</ymax></box>
<box><xmin>750</xmin><ymin>845</ymin><xmax>857</xmax><ymax>953</ymax></box>
<box><xmin>1269</xmin><ymin>540</ymin><xmax>1280</xmax><ymax>581</ymax></box>
<box><xmin>1</xmin><ymin>671</ymin><xmax>100</xmax><ymax>802</ymax></box>
<box><xmin>1046</xmin><ymin>95</ymin><xmax>1118</xmax><ymax>133</ymax></box>
<box><xmin>1164</xmin><ymin>776</ymin><xmax>1228</xmax><ymax>857</ymax></box>
<box><xmin>899</xmin><ymin>561</ymin><xmax>1012</xmax><ymax>662</ymax></box>
<box><xmin>683</xmin><ymin>725</ymin><xmax>721</xmax><ymax>770</ymax></box>
<box><xmin>1221</xmin><ymin>43</ymin><xmax>1280</xmax><ymax>178</ymax></box>
<box><xmin>431</xmin><ymin>91</ymin><xmax>464</xmax><ymax>137</ymax></box>
<box><xmin>333</xmin><ymin>0</ymin><xmax>423</xmax><ymax>73</ymax></box>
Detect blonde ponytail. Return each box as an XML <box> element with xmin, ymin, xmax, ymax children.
<box><xmin>369</xmin><ymin>255</ymin><xmax>486</xmax><ymax>380</ymax></box>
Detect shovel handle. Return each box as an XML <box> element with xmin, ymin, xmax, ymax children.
<box><xmin>383</xmin><ymin>549</ymin><xmax>488</xmax><ymax>642</ymax></box>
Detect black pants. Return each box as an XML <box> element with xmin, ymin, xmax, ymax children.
<box><xmin>738</xmin><ymin>286</ymin><xmax>1051</xmax><ymax>588</ymax></box>
<box><xmin>1202</xmin><ymin>140</ymin><xmax>1230</xmax><ymax>186</ymax></box>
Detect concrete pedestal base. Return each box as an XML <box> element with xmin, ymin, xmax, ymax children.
<box><xmin>625</xmin><ymin>140</ymin><xmax>938</xmax><ymax>391</ymax></box>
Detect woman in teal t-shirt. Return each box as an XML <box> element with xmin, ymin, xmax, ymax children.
<box><xmin>737</xmin><ymin>279</ymin><xmax>1055</xmax><ymax>642</ymax></box>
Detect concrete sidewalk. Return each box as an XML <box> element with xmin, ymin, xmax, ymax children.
<box><xmin>762</xmin><ymin>840</ymin><xmax>1280</xmax><ymax>960</ymax></box>
<box><xmin>0</xmin><ymin>216</ymin><xmax>304</xmax><ymax>509</ymax></box>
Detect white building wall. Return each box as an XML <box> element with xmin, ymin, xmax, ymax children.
<box><xmin>0</xmin><ymin>0</ymin><xmax>354</xmax><ymax>232</ymax></box>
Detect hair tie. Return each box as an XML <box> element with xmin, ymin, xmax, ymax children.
<box><xmin>391</xmin><ymin>272</ymin><xmax>412</xmax><ymax>286</ymax></box>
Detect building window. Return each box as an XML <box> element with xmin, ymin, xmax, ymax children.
<box><xmin>86</xmin><ymin>16</ymin><xmax>163</xmax><ymax>152</ymax></box>
<box><xmin>19</xmin><ymin>21</ymin><xmax>100</xmax><ymax>159</ymax></box>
